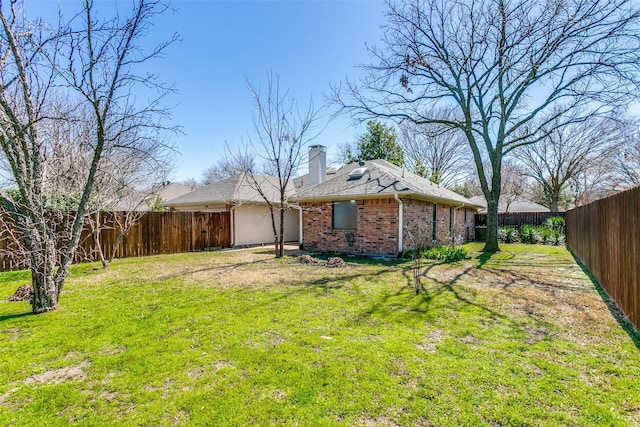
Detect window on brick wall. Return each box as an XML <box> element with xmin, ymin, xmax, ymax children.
<box><xmin>449</xmin><ymin>206</ymin><xmax>452</xmax><ymax>237</ymax></box>
<box><xmin>432</xmin><ymin>203</ymin><xmax>437</xmax><ymax>241</ymax></box>
<box><xmin>333</xmin><ymin>200</ymin><xmax>357</xmax><ymax>229</ymax></box>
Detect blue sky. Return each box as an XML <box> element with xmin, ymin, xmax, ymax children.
<box><xmin>159</xmin><ymin>1</ymin><xmax>387</xmax><ymax>181</ymax></box>
<box><xmin>33</xmin><ymin>0</ymin><xmax>388</xmax><ymax>182</ymax></box>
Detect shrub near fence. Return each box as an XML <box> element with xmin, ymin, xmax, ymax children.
<box><xmin>475</xmin><ymin>211</ymin><xmax>566</xmax><ymax>229</ymax></box>
<box><xmin>475</xmin><ymin>211</ymin><xmax>566</xmax><ymax>241</ymax></box>
<box><xmin>566</xmin><ymin>186</ymin><xmax>640</xmax><ymax>331</ymax></box>
<box><xmin>0</xmin><ymin>211</ymin><xmax>231</xmax><ymax>272</ymax></box>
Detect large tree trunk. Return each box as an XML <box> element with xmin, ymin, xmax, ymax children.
<box><xmin>484</xmin><ymin>195</ymin><xmax>500</xmax><ymax>252</ymax></box>
<box><xmin>549</xmin><ymin>192</ymin><xmax>560</xmax><ymax>213</ymax></box>
<box><xmin>26</xmin><ymin>224</ymin><xmax>60</xmax><ymax>313</ymax></box>
<box><xmin>31</xmin><ymin>263</ymin><xmax>58</xmax><ymax>313</ymax></box>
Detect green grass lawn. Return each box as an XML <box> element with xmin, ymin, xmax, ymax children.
<box><xmin>0</xmin><ymin>244</ymin><xmax>638</xmax><ymax>426</ymax></box>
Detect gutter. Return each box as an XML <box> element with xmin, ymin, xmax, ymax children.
<box><xmin>394</xmin><ymin>194</ymin><xmax>403</xmax><ymax>256</ymax></box>
<box><xmin>294</xmin><ymin>192</ymin><xmax>482</xmax><ymax>210</ymax></box>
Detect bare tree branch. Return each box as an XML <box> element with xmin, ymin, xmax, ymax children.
<box><xmin>332</xmin><ymin>0</ymin><xmax>640</xmax><ymax>251</ymax></box>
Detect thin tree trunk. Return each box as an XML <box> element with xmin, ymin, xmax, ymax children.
<box><xmin>92</xmin><ymin>211</ymin><xmax>108</xmax><ymax>268</ymax></box>
<box><xmin>278</xmin><ymin>207</ymin><xmax>285</xmax><ymax>258</ymax></box>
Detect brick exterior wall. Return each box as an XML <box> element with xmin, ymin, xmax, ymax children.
<box><xmin>301</xmin><ymin>197</ymin><xmax>476</xmax><ymax>256</ymax></box>
<box><xmin>401</xmin><ymin>200</ymin><xmax>475</xmax><ymax>250</ymax></box>
<box><xmin>301</xmin><ymin>198</ymin><xmax>399</xmax><ymax>256</ymax></box>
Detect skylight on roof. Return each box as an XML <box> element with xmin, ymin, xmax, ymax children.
<box><xmin>327</xmin><ymin>164</ymin><xmax>343</xmax><ymax>175</ymax></box>
<box><xmin>348</xmin><ymin>167</ymin><xmax>368</xmax><ymax>179</ymax></box>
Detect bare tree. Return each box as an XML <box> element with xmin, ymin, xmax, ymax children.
<box><xmin>200</xmin><ymin>150</ymin><xmax>255</xmax><ymax>185</ymax></box>
<box><xmin>0</xmin><ymin>0</ymin><xmax>176</xmax><ymax>313</ymax></box>
<box><xmin>0</xmin><ymin>3</ymin><xmax>71</xmax><ymax>313</ymax></box>
<box><xmin>499</xmin><ymin>160</ymin><xmax>528</xmax><ymax>213</ymax></box>
<box><xmin>244</xmin><ymin>73</ymin><xmax>320</xmax><ymax>258</ymax></box>
<box><xmin>398</xmin><ymin>118</ymin><xmax>472</xmax><ymax>187</ymax></box>
<box><xmin>514</xmin><ymin>114</ymin><xmax>624</xmax><ymax>211</ymax></box>
<box><xmin>615</xmin><ymin>127</ymin><xmax>640</xmax><ymax>187</ymax></box>
<box><xmin>405</xmin><ymin>225</ymin><xmax>431</xmax><ymax>295</ymax></box>
<box><xmin>334</xmin><ymin>0</ymin><xmax>640</xmax><ymax>252</ymax></box>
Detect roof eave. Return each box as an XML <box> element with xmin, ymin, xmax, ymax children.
<box><xmin>293</xmin><ymin>191</ymin><xmax>481</xmax><ymax>209</ymax></box>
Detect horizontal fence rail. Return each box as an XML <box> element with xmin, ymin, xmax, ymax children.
<box><xmin>0</xmin><ymin>211</ymin><xmax>231</xmax><ymax>272</ymax></box>
<box><xmin>475</xmin><ymin>211</ymin><xmax>565</xmax><ymax>229</ymax></box>
<box><xmin>566</xmin><ymin>186</ymin><xmax>640</xmax><ymax>331</ymax></box>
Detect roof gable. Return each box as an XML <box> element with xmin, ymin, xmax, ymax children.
<box><xmin>165</xmin><ymin>172</ymin><xmax>296</xmax><ymax>207</ymax></box>
<box><xmin>293</xmin><ymin>159</ymin><xmax>480</xmax><ymax>207</ymax></box>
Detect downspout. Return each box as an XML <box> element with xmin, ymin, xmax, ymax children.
<box><xmin>298</xmin><ymin>206</ymin><xmax>303</xmax><ymax>248</ymax></box>
<box><xmin>229</xmin><ymin>204</ymin><xmax>236</xmax><ymax>247</ymax></box>
<box><xmin>292</xmin><ymin>204</ymin><xmax>303</xmax><ymax>249</ymax></box>
<box><xmin>394</xmin><ymin>194</ymin><xmax>403</xmax><ymax>256</ymax></box>
<box><xmin>453</xmin><ymin>202</ymin><xmax>465</xmax><ymax>244</ymax></box>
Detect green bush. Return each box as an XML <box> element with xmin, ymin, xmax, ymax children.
<box><xmin>520</xmin><ymin>224</ymin><xmax>540</xmax><ymax>244</ymax></box>
<box><xmin>546</xmin><ymin>216</ymin><xmax>565</xmax><ymax>233</ymax></box>
<box><xmin>511</xmin><ymin>217</ymin><xmax>566</xmax><ymax>245</ymax></box>
<box><xmin>552</xmin><ymin>229</ymin><xmax>564</xmax><ymax>246</ymax></box>
<box><xmin>423</xmin><ymin>245</ymin><xmax>469</xmax><ymax>263</ymax></box>
<box><xmin>538</xmin><ymin>227</ymin><xmax>552</xmax><ymax>245</ymax></box>
<box><xmin>498</xmin><ymin>227</ymin><xmax>519</xmax><ymax>243</ymax></box>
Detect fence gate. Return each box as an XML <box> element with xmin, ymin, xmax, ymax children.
<box><xmin>193</xmin><ymin>212</ymin><xmax>231</xmax><ymax>250</ymax></box>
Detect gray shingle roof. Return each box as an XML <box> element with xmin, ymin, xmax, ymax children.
<box><xmin>293</xmin><ymin>159</ymin><xmax>481</xmax><ymax>207</ymax></box>
<box><xmin>469</xmin><ymin>196</ymin><xmax>556</xmax><ymax>213</ymax></box>
<box><xmin>165</xmin><ymin>172</ymin><xmax>294</xmax><ymax>207</ymax></box>
<box><xmin>166</xmin><ymin>160</ymin><xmax>480</xmax><ymax>208</ymax></box>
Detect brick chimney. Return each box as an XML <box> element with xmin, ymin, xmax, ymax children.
<box><xmin>308</xmin><ymin>145</ymin><xmax>327</xmax><ymax>187</ymax></box>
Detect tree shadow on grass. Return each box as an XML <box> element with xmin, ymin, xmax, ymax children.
<box><xmin>476</xmin><ymin>250</ymin><xmax>515</xmax><ymax>269</ymax></box>
<box><xmin>0</xmin><ymin>311</ymin><xmax>32</xmax><ymax>322</ymax></box>
<box><xmin>353</xmin><ymin>262</ymin><xmax>511</xmax><ymax>329</ymax></box>
<box><xmin>568</xmin><ymin>249</ymin><xmax>640</xmax><ymax>350</ymax></box>
<box><xmin>355</xmin><ymin>257</ymin><xmax>578</xmax><ymax>345</ymax></box>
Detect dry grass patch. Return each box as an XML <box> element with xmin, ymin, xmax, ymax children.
<box><xmin>24</xmin><ymin>362</ymin><xmax>89</xmax><ymax>385</ymax></box>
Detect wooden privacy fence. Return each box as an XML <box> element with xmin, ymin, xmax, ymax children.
<box><xmin>566</xmin><ymin>186</ymin><xmax>640</xmax><ymax>331</ymax></box>
<box><xmin>474</xmin><ymin>211</ymin><xmax>566</xmax><ymax>241</ymax></box>
<box><xmin>0</xmin><ymin>211</ymin><xmax>231</xmax><ymax>272</ymax></box>
<box><xmin>475</xmin><ymin>211</ymin><xmax>566</xmax><ymax>229</ymax></box>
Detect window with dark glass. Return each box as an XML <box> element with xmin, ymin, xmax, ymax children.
<box><xmin>450</xmin><ymin>206</ymin><xmax>454</xmax><ymax>235</ymax></box>
<box><xmin>333</xmin><ymin>200</ymin><xmax>357</xmax><ymax>229</ymax></box>
<box><xmin>432</xmin><ymin>203</ymin><xmax>438</xmax><ymax>241</ymax></box>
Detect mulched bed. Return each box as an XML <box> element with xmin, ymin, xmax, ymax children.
<box><xmin>297</xmin><ymin>255</ymin><xmax>347</xmax><ymax>268</ymax></box>
<box><xmin>7</xmin><ymin>284</ymin><xmax>33</xmax><ymax>302</ymax></box>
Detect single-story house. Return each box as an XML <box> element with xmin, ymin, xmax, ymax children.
<box><xmin>165</xmin><ymin>145</ymin><xmax>481</xmax><ymax>255</ymax></box>
<box><xmin>110</xmin><ymin>182</ymin><xmax>194</xmax><ymax>212</ymax></box>
<box><xmin>468</xmin><ymin>196</ymin><xmax>557</xmax><ymax>213</ymax></box>
<box><xmin>293</xmin><ymin>156</ymin><xmax>481</xmax><ymax>257</ymax></box>
<box><xmin>164</xmin><ymin>172</ymin><xmax>299</xmax><ymax>247</ymax></box>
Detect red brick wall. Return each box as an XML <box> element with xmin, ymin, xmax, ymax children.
<box><xmin>301</xmin><ymin>197</ymin><xmax>476</xmax><ymax>256</ymax></box>
<box><xmin>403</xmin><ymin>200</ymin><xmax>453</xmax><ymax>248</ymax></box>
<box><xmin>301</xmin><ymin>198</ymin><xmax>399</xmax><ymax>256</ymax></box>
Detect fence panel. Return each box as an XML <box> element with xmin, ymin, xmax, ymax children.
<box><xmin>566</xmin><ymin>186</ymin><xmax>640</xmax><ymax>331</ymax></box>
<box><xmin>0</xmin><ymin>211</ymin><xmax>231</xmax><ymax>272</ymax></box>
<box><xmin>475</xmin><ymin>211</ymin><xmax>565</xmax><ymax>229</ymax></box>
